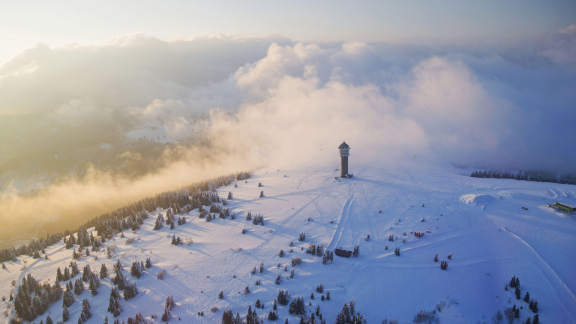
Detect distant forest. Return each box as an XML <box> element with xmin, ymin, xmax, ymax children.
<box><xmin>470</xmin><ymin>170</ymin><xmax>576</xmax><ymax>185</ymax></box>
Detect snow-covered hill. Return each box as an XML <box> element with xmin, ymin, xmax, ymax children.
<box><xmin>2</xmin><ymin>164</ymin><xmax>576</xmax><ymax>323</ymax></box>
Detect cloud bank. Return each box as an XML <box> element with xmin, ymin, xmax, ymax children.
<box><xmin>1</xmin><ymin>30</ymin><xmax>575</xmax><ymax>242</ymax></box>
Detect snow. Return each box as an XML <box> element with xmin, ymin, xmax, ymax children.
<box><xmin>1</xmin><ymin>163</ymin><xmax>576</xmax><ymax>323</ymax></box>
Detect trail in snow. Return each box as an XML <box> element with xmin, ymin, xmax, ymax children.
<box><xmin>327</xmin><ymin>193</ymin><xmax>354</xmax><ymax>250</ymax></box>
<box><xmin>501</xmin><ymin>226</ymin><xmax>576</xmax><ymax>321</ymax></box>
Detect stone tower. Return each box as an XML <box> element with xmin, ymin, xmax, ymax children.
<box><xmin>338</xmin><ymin>142</ymin><xmax>350</xmax><ymax>178</ymax></box>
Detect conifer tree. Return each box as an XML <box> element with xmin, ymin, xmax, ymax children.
<box><xmin>154</xmin><ymin>214</ymin><xmax>164</xmax><ymax>230</ymax></box>
<box><xmin>100</xmin><ymin>264</ymin><xmax>108</xmax><ymax>279</ymax></box>
<box><xmin>124</xmin><ymin>283</ymin><xmax>138</xmax><ymax>300</ymax></box>
<box><xmin>82</xmin><ymin>265</ymin><xmax>92</xmax><ymax>282</ymax></box>
<box><xmin>74</xmin><ymin>279</ymin><xmax>84</xmax><ymax>295</ymax></box>
<box><xmin>70</xmin><ymin>261</ymin><xmax>79</xmax><ymax>277</ymax></box>
<box><xmin>63</xmin><ymin>290</ymin><xmax>75</xmax><ymax>307</ymax></box>
<box><xmin>56</xmin><ymin>267</ymin><xmax>64</xmax><ymax>282</ymax></box>
<box><xmin>130</xmin><ymin>261</ymin><xmax>142</xmax><ymax>278</ymax></box>
<box><xmin>89</xmin><ymin>276</ymin><xmax>99</xmax><ymax>295</ymax></box>
<box><xmin>114</xmin><ymin>259</ymin><xmax>122</xmax><ymax>272</ymax></box>
<box><xmin>108</xmin><ymin>288</ymin><xmax>122</xmax><ymax>317</ymax></box>
<box><xmin>80</xmin><ymin>298</ymin><xmax>92</xmax><ymax>321</ymax></box>
<box><xmin>222</xmin><ymin>310</ymin><xmax>234</xmax><ymax>324</ymax></box>
<box><xmin>62</xmin><ymin>304</ymin><xmax>70</xmax><ymax>322</ymax></box>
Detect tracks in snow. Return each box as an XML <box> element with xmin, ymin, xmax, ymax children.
<box><xmin>502</xmin><ymin>226</ymin><xmax>576</xmax><ymax>322</ymax></box>
<box><xmin>328</xmin><ymin>194</ymin><xmax>354</xmax><ymax>250</ymax></box>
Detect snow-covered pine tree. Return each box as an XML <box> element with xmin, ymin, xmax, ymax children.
<box><xmin>63</xmin><ymin>290</ymin><xmax>75</xmax><ymax>307</ymax></box>
<box><xmin>100</xmin><ymin>264</ymin><xmax>108</xmax><ymax>279</ymax></box>
<box><xmin>107</xmin><ymin>288</ymin><xmax>122</xmax><ymax>317</ymax></box>
<box><xmin>73</xmin><ymin>279</ymin><xmax>84</xmax><ymax>295</ymax></box>
<box><xmin>80</xmin><ymin>298</ymin><xmax>92</xmax><ymax>321</ymax></box>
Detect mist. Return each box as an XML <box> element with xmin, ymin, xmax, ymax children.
<box><xmin>1</xmin><ymin>30</ymin><xmax>575</xmax><ymax>243</ymax></box>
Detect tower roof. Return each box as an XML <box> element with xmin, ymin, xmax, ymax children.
<box><xmin>338</xmin><ymin>142</ymin><xmax>350</xmax><ymax>149</ymax></box>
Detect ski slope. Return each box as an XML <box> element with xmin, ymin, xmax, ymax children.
<box><xmin>1</xmin><ymin>163</ymin><xmax>576</xmax><ymax>323</ymax></box>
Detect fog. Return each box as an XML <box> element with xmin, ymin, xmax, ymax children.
<box><xmin>1</xmin><ymin>29</ymin><xmax>575</xmax><ymax>243</ymax></box>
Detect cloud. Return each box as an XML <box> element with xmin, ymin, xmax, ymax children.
<box><xmin>208</xmin><ymin>76</ymin><xmax>429</xmax><ymax>169</ymax></box>
<box><xmin>1</xmin><ymin>34</ymin><xmax>576</xmax><ymax>242</ymax></box>
<box><xmin>0</xmin><ymin>35</ymin><xmax>281</xmax><ymax>182</ymax></box>
<box><xmin>0</xmin><ymin>146</ymin><xmax>255</xmax><ymax>243</ymax></box>
<box><xmin>210</xmin><ymin>41</ymin><xmax>576</xmax><ymax>173</ymax></box>
<box><xmin>541</xmin><ymin>24</ymin><xmax>576</xmax><ymax>64</ymax></box>
<box><xmin>398</xmin><ymin>57</ymin><xmax>510</xmax><ymax>166</ymax></box>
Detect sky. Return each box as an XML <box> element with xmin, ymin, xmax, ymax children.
<box><xmin>2</xmin><ymin>0</ymin><xmax>576</xmax><ymax>63</ymax></box>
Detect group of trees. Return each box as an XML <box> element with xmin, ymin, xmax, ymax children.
<box><xmin>288</xmin><ymin>297</ymin><xmax>306</xmax><ymax>315</ymax></box>
<box><xmin>13</xmin><ymin>273</ymin><xmax>62</xmax><ymax>321</ymax></box>
<box><xmin>306</xmin><ymin>243</ymin><xmax>324</xmax><ymax>256</ymax></box>
<box><xmin>154</xmin><ymin>207</ymin><xmax>190</xmax><ymax>230</ymax></box>
<box><xmin>0</xmin><ymin>232</ymin><xmax>63</xmax><ymax>263</ymax></box>
<box><xmin>336</xmin><ymin>301</ymin><xmax>365</xmax><ymax>324</ymax></box>
<box><xmin>15</xmin><ymin>259</ymin><xmax>107</xmax><ymax>323</ymax></box>
<box><xmin>55</xmin><ymin>261</ymin><xmax>79</xmax><ymax>282</ymax></box>
<box><xmin>130</xmin><ymin>258</ymin><xmax>151</xmax><ymax>278</ymax></box>
<box><xmin>245</xmin><ymin>212</ymin><xmax>264</xmax><ymax>225</ymax></box>
<box><xmin>471</xmin><ymin>169</ymin><xmax>576</xmax><ymax>185</ymax></box>
<box><xmin>78</xmin><ymin>298</ymin><xmax>92</xmax><ymax>323</ymax></box>
<box><xmin>90</xmin><ymin>172</ymin><xmax>247</xmax><ymax>240</ymax></box>
<box><xmin>322</xmin><ymin>250</ymin><xmax>334</xmax><ymax>264</ymax></box>
<box><xmin>12</xmin><ymin>260</ymin><xmax>97</xmax><ymax>322</ymax></box>
<box><xmin>171</xmin><ymin>235</ymin><xmax>183</xmax><ymax>245</ymax></box>
<box><xmin>108</xmin><ymin>288</ymin><xmax>122</xmax><ymax>317</ymax></box>
<box><xmin>107</xmin><ymin>259</ymin><xmax>138</xmax><ymax>317</ymax></box>
<box><xmin>501</xmin><ymin>276</ymin><xmax>540</xmax><ymax>324</ymax></box>
<box><xmin>55</xmin><ymin>262</ymin><xmax>101</xmax><ymax>322</ymax></box>
<box><xmin>222</xmin><ymin>310</ymin><xmax>241</xmax><ymax>324</ymax></box>
<box><xmin>219</xmin><ymin>287</ymin><xmax>341</xmax><ymax>323</ymax></box>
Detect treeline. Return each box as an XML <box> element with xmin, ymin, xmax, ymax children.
<box><xmin>0</xmin><ymin>172</ymin><xmax>250</xmax><ymax>264</ymax></box>
<box><xmin>471</xmin><ymin>170</ymin><xmax>576</xmax><ymax>185</ymax></box>
<box><xmin>0</xmin><ymin>233</ymin><xmax>63</xmax><ymax>264</ymax></box>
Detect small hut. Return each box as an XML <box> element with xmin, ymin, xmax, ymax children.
<box><xmin>551</xmin><ymin>202</ymin><xmax>575</xmax><ymax>213</ymax></box>
<box><xmin>334</xmin><ymin>248</ymin><xmax>352</xmax><ymax>258</ymax></box>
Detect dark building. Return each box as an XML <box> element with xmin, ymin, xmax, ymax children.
<box><xmin>335</xmin><ymin>248</ymin><xmax>352</xmax><ymax>258</ymax></box>
<box><xmin>338</xmin><ymin>142</ymin><xmax>350</xmax><ymax>178</ymax></box>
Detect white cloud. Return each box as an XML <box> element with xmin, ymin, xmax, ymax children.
<box><xmin>541</xmin><ymin>24</ymin><xmax>576</xmax><ymax>64</ymax></box>
<box><xmin>1</xmin><ymin>35</ymin><xmax>576</xmax><ymax>240</ymax></box>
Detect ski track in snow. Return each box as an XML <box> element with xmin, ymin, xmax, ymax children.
<box><xmin>327</xmin><ymin>194</ymin><xmax>354</xmax><ymax>250</ymax></box>
<box><xmin>501</xmin><ymin>226</ymin><xmax>576</xmax><ymax>322</ymax></box>
<box><xmin>278</xmin><ymin>191</ymin><xmax>324</xmax><ymax>227</ymax></box>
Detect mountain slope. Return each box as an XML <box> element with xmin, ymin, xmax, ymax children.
<box><xmin>1</xmin><ymin>164</ymin><xmax>576</xmax><ymax>323</ymax></box>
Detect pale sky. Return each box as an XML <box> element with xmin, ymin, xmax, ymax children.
<box><xmin>1</xmin><ymin>0</ymin><xmax>575</xmax><ymax>63</ymax></box>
